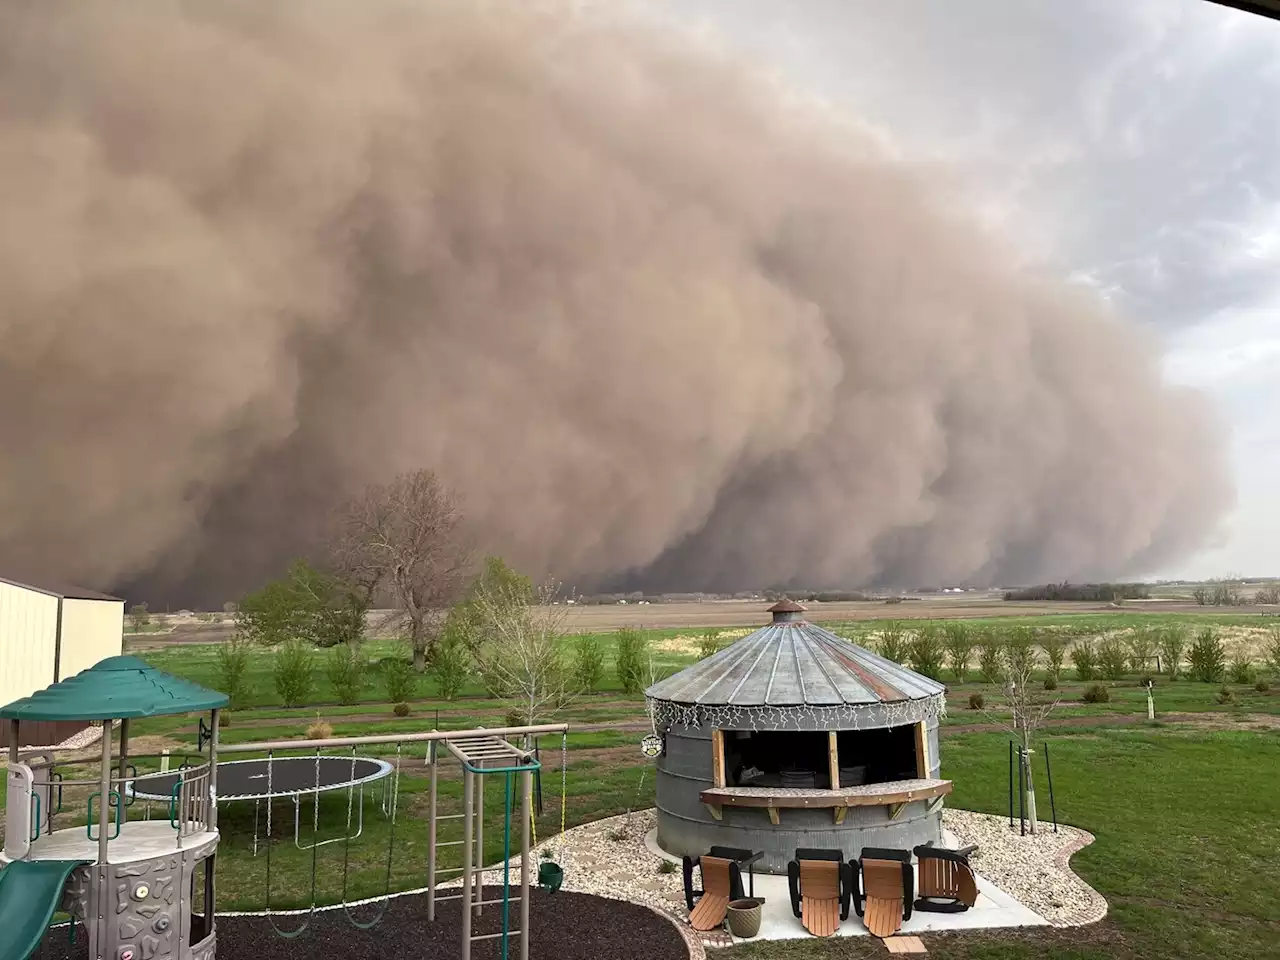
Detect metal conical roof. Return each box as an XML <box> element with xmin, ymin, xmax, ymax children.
<box><xmin>646</xmin><ymin>619</ymin><xmax>943</xmax><ymax>708</ymax></box>
<box><xmin>0</xmin><ymin>656</ymin><xmax>227</xmax><ymax>721</ymax></box>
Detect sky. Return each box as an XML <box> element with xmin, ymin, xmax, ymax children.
<box><xmin>651</xmin><ymin>0</ymin><xmax>1280</xmax><ymax>580</ymax></box>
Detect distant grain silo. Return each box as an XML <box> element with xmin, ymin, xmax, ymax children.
<box><xmin>645</xmin><ymin>600</ymin><xmax>950</xmax><ymax>873</ymax></box>
<box><xmin>0</xmin><ymin>575</ymin><xmax>124</xmax><ymax>748</ymax></box>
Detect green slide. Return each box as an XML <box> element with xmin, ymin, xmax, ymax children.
<box><xmin>0</xmin><ymin>859</ymin><xmax>90</xmax><ymax>960</ymax></box>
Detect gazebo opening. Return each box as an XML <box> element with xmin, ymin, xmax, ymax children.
<box><xmin>721</xmin><ymin>723</ymin><xmax>924</xmax><ymax>789</ymax></box>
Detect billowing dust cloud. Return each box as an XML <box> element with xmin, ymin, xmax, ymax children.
<box><xmin>0</xmin><ymin>0</ymin><xmax>1233</xmax><ymax>604</ymax></box>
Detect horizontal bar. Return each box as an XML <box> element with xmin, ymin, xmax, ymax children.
<box><xmin>431</xmin><ymin>893</ymin><xmax>465</xmax><ymax>903</ymax></box>
<box><xmin>433</xmin><ymin>867</ymin><xmax>466</xmax><ymax>876</ymax></box>
<box><xmin>218</xmin><ymin>724</ymin><xmax>567</xmax><ymax>754</ymax></box>
<box><xmin>436</xmin><ymin>813</ymin><xmax>465</xmax><ymax>821</ymax></box>
<box><xmin>462</xmin><ymin>761</ymin><xmax>542</xmax><ymax>775</ymax></box>
<box><xmin>471</xmin><ymin>931</ymin><xmax>524</xmax><ymax>942</ymax></box>
<box><xmin>435</xmin><ymin>840</ymin><xmax>465</xmax><ymax>848</ymax></box>
<box><xmin>474</xmin><ymin>897</ymin><xmax>522</xmax><ymax>907</ymax></box>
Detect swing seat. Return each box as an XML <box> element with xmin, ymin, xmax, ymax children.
<box><xmin>538</xmin><ymin>860</ymin><xmax>565</xmax><ymax>893</ymax></box>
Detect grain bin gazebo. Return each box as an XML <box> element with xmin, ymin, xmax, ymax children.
<box><xmin>646</xmin><ymin>601</ymin><xmax>949</xmax><ymax>873</ymax></box>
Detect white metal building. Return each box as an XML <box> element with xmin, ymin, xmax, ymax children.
<box><xmin>0</xmin><ymin>575</ymin><xmax>124</xmax><ymax>747</ymax></box>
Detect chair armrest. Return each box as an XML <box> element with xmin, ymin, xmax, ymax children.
<box><xmin>901</xmin><ymin>860</ymin><xmax>914</xmax><ymax>921</ymax></box>
<box><xmin>849</xmin><ymin>859</ymin><xmax>865</xmax><ymax>917</ymax></box>
<box><xmin>682</xmin><ymin>856</ymin><xmax>700</xmax><ymax>911</ymax></box>
<box><xmin>787</xmin><ymin>861</ymin><xmax>802</xmax><ymax>918</ymax></box>
<box><xmin>839</xmin><ymin>861</ymin><xmax>853</xmax><ymax>921</ymax></box>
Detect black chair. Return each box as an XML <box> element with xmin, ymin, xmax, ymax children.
<box><xmin>851</xmin><ymin>847</ymin><xmax>913</xmax><ymax>938</ymax></box>
<box><xmin>787</xmin><ymin>848</ymin><xmax>853</xmax><ymax>926</ymax></box>
<box><xmin>682</xmin><ymin>845</ymin><xmax>762</xmax><ymax>911</ymax></box>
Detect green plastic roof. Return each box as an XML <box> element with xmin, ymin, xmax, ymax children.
<box><xmin>0</xmin><ymin>656</ymin><xmax>227</xmax><ymax>721</ymax></box>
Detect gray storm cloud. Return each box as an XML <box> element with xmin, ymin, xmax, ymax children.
<box><xmin>0</xmin><ymin>0</ymin><xmax>1233</xmax><ymax>603</ymax></box>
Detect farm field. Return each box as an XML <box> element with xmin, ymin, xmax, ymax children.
<box><xmin>12</xmin><ymin>608</ymin><xmax>1280</xmax><ymax>960</ymax></box>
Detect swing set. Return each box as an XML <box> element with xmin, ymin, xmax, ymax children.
<box><xmin>216</xmin><ymin>723</ymin><xmax>570</xmax><ymax>960</ymax></box>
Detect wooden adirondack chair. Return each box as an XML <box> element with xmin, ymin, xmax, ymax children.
<box><xmin>682</xmin><ymin>854</ymin><xmax>743</xmax><ymax>931</ymax></box>
<box><xmin>913</xmin><ymin>843</ymin><xmax>979</xmax><ymax>912</ymax></box>
<box><xmin>787</xmin><ymin>848</ymin><xmax>853</xmax><ymax>937</ymax></box>
<box><xmin>852</xmin><ymin>847</ymin><xmax>913</xmax><ymax>939</ymax></box>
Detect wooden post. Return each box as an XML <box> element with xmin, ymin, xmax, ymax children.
<box><xmin>827</xmin><ymin>731</ymin><xmax>840</xmax><ymax>790</ymax></box>
<box><xmin>1147</xmin><ymin>681</ymin><xmax>1155</xmax><ymax>720</ymax></box>
<box><xmin>711</xmin><ymin>730</ymin><xmax>726</xmax><ymax>788</ymax></box>
<box><xmin>914</xmin><ymin>721</ymin><xmax>930</xmax><ymax>779</ymax></box>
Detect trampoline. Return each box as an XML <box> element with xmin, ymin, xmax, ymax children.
<box><xmin>129</xmin><ymin>756</ymin><xmax>395</xmax><ymax>853</ymax></box>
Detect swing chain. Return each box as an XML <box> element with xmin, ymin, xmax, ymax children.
<box><xmin>263</xmin><ymin>751</ymin><xmax>319</xmax><ymax>939</ymax></box>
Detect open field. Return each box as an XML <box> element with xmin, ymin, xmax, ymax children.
<box><xmin>127</xmin><ymin>596</ymin><xmax>1280</xmax><ymax>650</ymax></box>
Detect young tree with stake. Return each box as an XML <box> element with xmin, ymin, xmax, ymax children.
<box><xmin>985</xmin><ymin>646</ymin><xmax>1060</xmax><ymax>834</ymax></box>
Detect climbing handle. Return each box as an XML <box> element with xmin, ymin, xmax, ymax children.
<box><xmin>86</xmin><ymin>791</ymin><xmax>123</xmax><ymax>841</ymax></box>
<box><xmin>29</xmin><ymin>792</ymin><xmax>41</xmax><ymax>842</ymax></box>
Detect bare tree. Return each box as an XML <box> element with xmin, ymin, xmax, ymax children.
<box><xmin>471</xmin><ymin>577</ymin><xmax>575</xmax><ymax>724</ymax></box>
<box><xmin>983</xmin><ymin>646</ymin><xmax>1060</xmax><ymax>834</ymax></box>
<box><xmin>330</xmin><ymin>470</ymin><xmax>472</xmax><ymax>671</ymax></box>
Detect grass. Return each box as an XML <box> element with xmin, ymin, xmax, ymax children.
<box><xmin>16</xmin><ymin>609</ymin><xmax>1277</xmax><ymax>960</ymax></box>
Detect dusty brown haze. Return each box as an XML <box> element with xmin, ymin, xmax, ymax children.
<box><xmin>0</xmin><ymin>0</ymin><xmax>1233</xmax><ymax>604</ymax></box>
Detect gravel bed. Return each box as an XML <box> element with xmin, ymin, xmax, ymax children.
<box><xmin>472</xmin><ymin>807</ymin><xmax>1105</xmax><ymax>932</ymax></box>
<box><xmin>942</xmin><ymin>808</ymin><xmax>1107</xmax><ymax>927</ymax></box>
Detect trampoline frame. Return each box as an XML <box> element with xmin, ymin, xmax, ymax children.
<box><xmin>128</xmin><ymin>755</ymin><xmax>395</xmax><ymax>854</ymax></box>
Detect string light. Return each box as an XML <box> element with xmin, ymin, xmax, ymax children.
<box><xmin>647</xmin><ymin>692</ymin><xmax>946</xmax><ymax>732</ymax></box>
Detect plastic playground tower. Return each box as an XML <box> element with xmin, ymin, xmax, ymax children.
<box><xmin>1</xmin><ymin>656</ymin><xmax>227</xmax><ymax>960</ymax></box>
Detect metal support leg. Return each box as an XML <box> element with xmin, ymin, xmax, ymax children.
<box><xmin>520</xmin><ymin>767</ymin><xmax>531</xmax><ymax>960</ymax></box>
<box><xmin>475</xmin><ymin>765</ymin><xmax>484</xmax><ymax>917</ymax></box>
<box><xmin>427</xmin><ymin>741</ymin><xmax>438</xmax><ymax>922</ymax></box>
<box><xmin>461</xmin><ymin>769</ymin><xmax>473</xmax><ymax>960</ymax></box>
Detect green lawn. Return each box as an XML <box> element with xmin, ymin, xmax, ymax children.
<box><xmin>14</xmin><ymin>611</ymin><xmax>1276</xmax><ymax>960</ymax></box>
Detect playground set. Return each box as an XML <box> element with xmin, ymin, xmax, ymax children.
<box><xmin>1</xmin><ymin>656</ymin><xmax>571</xmax><ymax>960</ymax></box>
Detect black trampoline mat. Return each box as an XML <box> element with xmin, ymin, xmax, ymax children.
<box><xmin>131</xmin><ymin>756</ymin><xmax>393</xmax><ymax>801</ymax></box>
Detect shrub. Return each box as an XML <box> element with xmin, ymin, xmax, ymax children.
<box><xmin>1126</xmin><ymin>628</ymin><xmax>1156</xmax><ymax>672</ymax></box>
<box><xmin>572</xmin><ymin>635</ymin><xmax>606</xmax><ymax>692</ymax></box>
<box><xmin>383</xmin><ymin>656</ymin><xmax>419</xmax><ymax>704</ymax></box>
<box><xmin>1039</xmin><ymin>632</ymin><xmax>1067</xmax><ymax>682</ymax></box>
<box><xmin>907</xmin><ymin>624</ymin><xmax>945</xmax><ymax>681</ymax></box>
<box><xmin>1255</xmin><ymin>678</ymin><xmax>1271</xmax><ymax>693</ymax></box>
<box><xmin>306</xmin><ymin>714</ymin><xmax>333</xmax><ymax>740</ymax></box>
<box><xmin>977</xmin><ymin>634</ymin><xmax>1004</xmax><ymax>684</ymax></box>
<box><xmin>1004</xmin><ymin>627</ymin><xmax>1037</xmax><ymax>676</ymax></box>
<box><xmin>615</xmin><ymin>628</ymin><xmax>649</xmax><ymax>694</ymax></box>
<box><xmin>967</xmin><ymin>692</ymin><xmax>984</xmax><ymax>710</ymax></box>
<box><xmin>1253</xmin><ymin>584</ymin><xmax>1280</xmax><ymax>605</ymax></box>
<box><xmin>1158</xmin><ymin>626</ymin><xmax>1187</xmax><ymax>679</ymax></box>
<box><xmin>540</xmin><ymin>848</ymin><xmax>554</xmax><ymax>860</ymax></box>
<box><xmin>505</xmin><ymin>708</ymin><xmax>524</xmax><ymax>728</ymax></box>
<box><xmin>217</xmin><ymin>711</ymin><xmax>231</xmax><ymax>728</ymax></box>
<box><xmin>1187</xmin><ymin>628</ymin><xmax>1226</xmax><ymax>683</ymax></box>
<box><xmin>1070</xmin><ymin>638</ymin><xmax>1098</xmax><ymax>681</ymax></box>
<box><xmin>273</xmin><ymin>639</ymin><xmax>315</xmax><ymax>708</ymax></box>
<box><xmin>657</xmin><ymin>860</ymin><xmax>677</xmax><ymax>875</ymax></box>
<box><xmin>943</xmin><ymin>623</ymin><xmax>973</xmax><ymax>682</ymax></box>
<box><xmin>213</xmin><ymin>636</ymin><xmax>252</xmax><ymax>708</ymax></box>
<box><xmin>1215</xmin><ymin>686</ymin><xmax>1235</xmax><ymax>705</ymax></box>
<box><xmin>1043</xmin><ymin>674</ymin><xmax>1058</xmax><ymax>691</ymax></box>
<box><xmin>325</xmin><ymin>643</ymin><xmax>367</xmax><ymax>705</ymax></box>
<box><xmin>877</xmin><ymin>622</ymin><xmax>909</xmax><ymax>664</ymax></box>
<box><xmin>1097</xmin><ymin>638</ymin><xmax>1129</xmax><ymax>681</ymax></box>
<box><xmin>1266</xmin><ymin>628</ymin><xmax>1280</xmax><ymax>676</ymax></box>
<box><xmin>431</xmin><ymin>637</ymin><xmax>470</xmax><ymax>701</ymax></box>
<box><xmin>393</xmin><ymin>702</ymin><xmax>411</xmax><ymax>717</ymax></box>
<box><xmin>697</xmin><ymin>629</ymin><xmax>724</xmax><ymax>660</ymax></box>
<box><xmin>1228</xmin><ymin>650</ymin><xmax>1255</xmax><ymax>685</ymax></box>
<box><xmin>1081</xmin><ymin>683</ymin><xmax>1110</xmax><ymax>704</ymax></box>
<box><xmin>1211</xmin><ymin>583</ymin><xmax>1241</xmax><ymax>606</ymax></box>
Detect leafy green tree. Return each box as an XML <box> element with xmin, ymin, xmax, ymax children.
<box><xmin>235</xmin><ymin>559</ymin><xmax>366</xmax><ymax>648</ymax></box>
<box><xmin>128</xmin><ymin>602</ymin><xmax>151</xmax><ymax>633</ymax></box>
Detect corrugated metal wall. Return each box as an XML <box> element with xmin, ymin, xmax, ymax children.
<box><xmin>58</xmin><ymin>598</ymin><xmax>124</xmax><ymax>680</ymax></box>
<box><xmin>0</xmin><ymin>580</ymin><xmax>59</xmax><ymax>707</ymax></box>
<box><xmin>655</xmin><ymin>716</ymin><xmax>945</xmax><ymax>874</ymax></box>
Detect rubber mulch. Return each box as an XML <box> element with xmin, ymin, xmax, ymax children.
<box><xmin>39</xmin><ymin>887</ymin><xmax>690</xmax><ymax>960</ymax></box>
